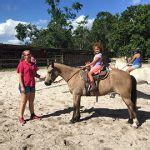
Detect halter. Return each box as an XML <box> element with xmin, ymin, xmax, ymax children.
<box><xmin>50</xmin><ymin>67</ymin><xmax>81</xmax><ymax>83</ymax></box>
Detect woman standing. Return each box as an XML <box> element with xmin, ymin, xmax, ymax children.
<box><xmin>17</xmin><ymin>50</ymin><xmax>45</xmax><ymax>124</ymax></box>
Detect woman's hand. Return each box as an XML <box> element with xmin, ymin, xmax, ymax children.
<box><xmin>127</xmin><ymin>63</ymin><xmax>132</xmax><ymax>66</ymax></box>
<box><xmin>38</xmin><ymin>75</ymin><xmax>46</xmax><ymax>81</ymax></box>
<box><xmin>21</xmin><ymin>86</ymin><xmax>25</xmax><ymax>93</ymax></box>
<box><xmin>40</xmin><ymin>75</ymin><xmax>46</xmax><ymax>80</ymax></box>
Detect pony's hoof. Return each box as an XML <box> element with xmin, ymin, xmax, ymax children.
<box><xmin>110</xmin><ymin>92</ymin><xmax>116</xmax><ymax>98</ymax></box>
<box><xmin>127</xmin><ymin>119</ymin><xmax>133</xmax><ymax>124</ymax></box>
<box><xmin>70</xmin><ymin>117</ymin><xmax>80</xmax><ymax>124</ymax></box>
<box><xmin>132</xmin><ymin>121</ymin><xmax>139</xmax><ymax>128</ymax></box>
<box><xmin>70</xmin><ymin>119</ymin><xmax>76</xmax><ymax>124</ymax></box>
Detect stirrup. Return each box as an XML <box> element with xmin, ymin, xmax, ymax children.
<box><xmin>89</xmin><ymin>83</ymin><xmax>97</xmax><ymax>91</ymax></box>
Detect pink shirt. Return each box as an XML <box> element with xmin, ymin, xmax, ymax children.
<box><xmin>17</xmin><ymin>60</ymin><xmax>38</xmax><ymax>87</ymax></box>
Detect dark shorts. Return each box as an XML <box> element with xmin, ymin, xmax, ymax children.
<box><xmin>19</xmin><ymin>84</ymin><xmax>35</xmax><ymax>93</ymax></box>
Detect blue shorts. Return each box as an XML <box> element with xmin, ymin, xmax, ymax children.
<box><xmin>131</xmin><ymin>64</ymin><xmax>141</xmax><ymax>69</ymax></box>
<box><xmin>19</xmin><ymin>84</ymin><xmax>35</xmax><ymax>93</ymax></box>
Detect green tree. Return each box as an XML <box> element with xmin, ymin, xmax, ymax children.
<box><xmin>15</xmin><ymin>2</ymin><xmax>149</xmax><ymax>59</ymax></box>
<box><xmin>15</xmin><ymin>23</ymin><xmax>40</xmax><ymax>45</ymax></box>
<box><xmin>72</xmin><ymin>15</ymin><xmax>92</xmax><ymax>50</ymax></box>
<box><xmin>112</xmin><ymin>4</ymin><xmax>150</xmax><ymax>57</ymax></box>
<box><xmin>15</xmin><ymin>0</ymin><xmax>83</xmax><ymax>48</ymax></box>
<box><xmin>44</xmin><ymin>0</ymin><xmax>83</xmax><ymax>48</ymax></box>
<box><xmin>15</xmin><ymin>23</ymin><xmax>27</xmax><ymax>41</ymax></box>
<box><xmin>91</xmin><ymin>12</ymin><xmax>116</xmax><ymax>50</ymax></box>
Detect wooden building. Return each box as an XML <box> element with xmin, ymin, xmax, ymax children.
<box><xmin>0</xmin><ymin>44</ymin><xmax>93</xmax><ymax>68</ymax></box>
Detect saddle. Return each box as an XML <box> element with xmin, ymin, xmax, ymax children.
<box><xmin>80</xmin><ymin>66</ymin><xmax>109</xmax><ymax>96</ymax></box>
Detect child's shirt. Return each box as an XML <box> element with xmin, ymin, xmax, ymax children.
<box><xmin>92</xmin><ymin>53</ymin><xmax>103</xmax><ymax>67</ymax></box>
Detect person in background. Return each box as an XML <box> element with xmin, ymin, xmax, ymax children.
<box><xmin>83</xmin><ymin>42</ymin><xmax>103</xmax><ymax>91</ymax></box>
<box><xmin>31</xmin><ymin>56</ymin><xmax>37</xmax><ymax>64</ymax></box>
<box><xmin>126</xmin><ymin>47</ymin><xmax>142</xmax><ymax>73</ymax></box>
<box><xmin>17</xmin><ymin>50</ymin><xmax>45</xmax><ymax>125</ymax></box>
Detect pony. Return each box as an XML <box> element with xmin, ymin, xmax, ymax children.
<box><xmin>114</xmin><ymin>57</ymin><xmax>150</xmax><ymax>84</ymax></box>
<box><xmin>44</xmin><ymin>62</ymin><xmax>139</xmax><ymax>128</ymax></box>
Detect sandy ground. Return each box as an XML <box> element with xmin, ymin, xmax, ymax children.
<box><xmin>0</xmin><ymin>67</ymin><xmax>150</xmax><ymax>150</ymax></box>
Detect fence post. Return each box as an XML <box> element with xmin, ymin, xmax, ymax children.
<box><xmin>61</xmin><ymin>53</ymin><xmax>64</xmax><ymax>63</ymax></box>
<box><xmin>47</xmin><ymin>59</ymin><xmax>50</xmax><ymax>66</ymax></box>
<box><xmin>148</xmin><ymin>58</ymin><xmax>150</xmax><ymax>64</ymax></box>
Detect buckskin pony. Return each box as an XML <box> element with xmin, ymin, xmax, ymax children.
<box><xmin>44</xmin><ymin>62</ymin><xmax>139</xmax><ymax>128</ymax></box>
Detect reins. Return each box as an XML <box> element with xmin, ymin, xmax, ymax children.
<box><xmin>66</xmin><ymin>69</ymin><xmax>81</xmax><ymax>82</ymax></box>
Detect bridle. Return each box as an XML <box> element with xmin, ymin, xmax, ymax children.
<box><xmin>48</xmin><ymin>60</ymin><xmax>84</xmax><ymax>83</ymax></box>
<box><xmin>49</xmin><ymin>66</ymin><xmax>81</xmax><ymax>83</ymax></box>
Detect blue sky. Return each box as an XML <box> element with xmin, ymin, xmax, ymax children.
<box><xmin>0</xmin><ymin>0</ymin><xmax>149</xmax><ymax>44</ymax></box>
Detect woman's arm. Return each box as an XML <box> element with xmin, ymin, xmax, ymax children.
<box><xmin>35</xmin><ymin>73</ymin><xmax>46</xmax><ymax>80</ymax></box>
<box><xmin>35</xmin><ymin>73</ymin><xmax>40</xmax><ymax>78</ymax></box>
<box><xmin>18</xmin><ymin>73</ymin><xmax>25</xmax><ymax>93</ymax></box>
<box><xmin>128</xmin><ymin>55</ymin><xmax>136</xmax><ymax>64</ymax></box>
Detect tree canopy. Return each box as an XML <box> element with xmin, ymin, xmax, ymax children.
<box><xmin>15</xmin><ymin>2</ymin><xmax>150</xmax><ymax>58</ymax></box>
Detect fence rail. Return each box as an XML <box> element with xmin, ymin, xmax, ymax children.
<box><xmin>144</xmin><ymin>58</ymin><xmax>150</xmax><ymax>64</ymax></box>
<box><xmin>0</xmin><ymin>59</ymin><xmax>19</xmax><ymax>68</ymax></box>
<box><xmin>1</xmin><ymin>57</ymin><xmax>149</xmax><ymax>69</ymax></box>
<box><xmin>0</xmin><ymin>52</ymin><xmax>93</xmax><ymax>68</ymax></box>
<box><xmin>0</xmin><ymin>56</ymin><xmax>66</xmax><ymax>68</ymax></box>
<box><xmin>0</xmin><ymin>58</ymin><xmax>54</xmax><ymax>68</ymax></box>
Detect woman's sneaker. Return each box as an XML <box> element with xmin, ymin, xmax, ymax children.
<box><xmin>19</xmin><ymin>117</ymin><xmax>26</xmax><ymax>124</ymax></box>
<box><xmin>30</xmin><ymin>114</ymin><xmax>41</xmax><ymax>120</ymax></box>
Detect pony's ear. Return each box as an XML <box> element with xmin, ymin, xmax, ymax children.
<box><xmin>51</xmin><ymin>62</ymin><xmax>54</xmax><ymax>68</ymax></box>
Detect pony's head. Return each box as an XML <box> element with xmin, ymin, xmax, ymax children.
<box><xmin>44</xmin><ymin>62</ymin><xmax>59</xmax><ymax>86</ymax></box>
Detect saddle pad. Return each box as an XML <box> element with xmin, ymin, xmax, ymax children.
<box><xmin>93</xmin><ymin>71</ymin><xmax>108</xmax><ymax>80</ymax></box>
<box><xmin>80</xmin><ymin>70</ymin><xmax>88</xmax><ymax>82</ymax></box>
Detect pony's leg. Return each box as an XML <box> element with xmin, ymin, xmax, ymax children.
<box><xmin>123</xmin><ymin>98</ymin><xmax>139</xmax><ymax>128</ymax></box>
<box><xmin>122</xmin><ymin>98</ymin><xmax>134</xmax><ymax>124</ymax></box>
<box><xmin>70</xmin><ymin>94</ymin><xmax>81</xmax><ymax>123</ymax></box>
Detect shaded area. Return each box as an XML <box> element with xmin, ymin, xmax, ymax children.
<box><xmin>81</xmin><ymin>107</ymin><xmax>129</xmax><ymax>119</ymax></box>
<box><xmin>41</xmin><ymin>107</ymin><xmax>74</xmax><ymax>119</ymax></box>
<box><xmin>62</xmin><ymin>90</ymin><xmax>70</xmax><ymax>93</ymax></box>
<box><xmin>40</xmin><ymin>106</ymin><xmax>150</xmax><ymax>126</ymax></box>
<box><xmin>36</xmin><ymin>83</ymin><xmax>67</xmax><ymax>91</ymax></box>
<box><xmin>80</xmin><ymin>107</ymin><xmax>150</xmax><ymax>126</ymax></box>
<box><xmin>137</xmin><ymin>90</ymin><xmax>150</xmax><ymax>99</ymax></box>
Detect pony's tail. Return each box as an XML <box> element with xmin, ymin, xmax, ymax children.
<box><xmin>131</xmin><ymin>75</ymin><xmax>137</xmax><ymax>108</ymax></box>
